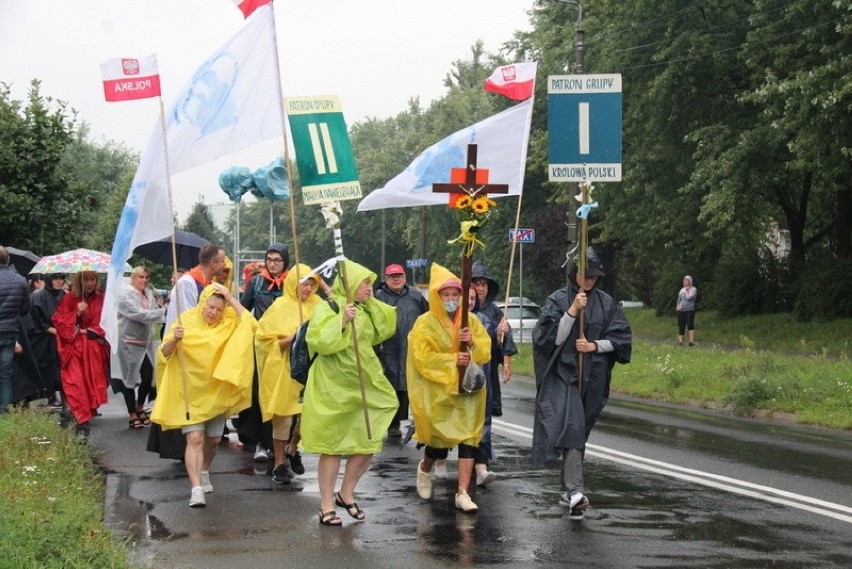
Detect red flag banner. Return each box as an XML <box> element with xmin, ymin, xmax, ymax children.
<box><xmin>232</xmin><ymin>0</ymin><xmax>271</xmax><ymax>19</ymax></box>
<box><xmin>484</xmin><ymin>62</ymin><xmax>537</xmax><ymax>101</ymax></box>
<box><xmin>101</xmin><ymin>55</ymin><xmax>161</xmax><ymax>102</ymax></box>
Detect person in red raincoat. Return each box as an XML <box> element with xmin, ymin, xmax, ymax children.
<box><xmin>53</xmin><ymin>271</ymin><xmax>109</xmax><ymax>436</ymax></box>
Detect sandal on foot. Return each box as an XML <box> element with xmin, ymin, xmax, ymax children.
<box><xmin>128</xmin><ymin>418</ymin><xmax>145</xmax><ymax>430</ymax></box>
<box><xmin>319</xmin><ymin>509</ymin><xmax>342</xmax><ymax>526</ymax></box>
<box><xmin>335</xmin><ymin>492</ymin><xmax>366</xmax><ymax>520</ymax></box>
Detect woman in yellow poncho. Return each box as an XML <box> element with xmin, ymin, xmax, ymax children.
<box><xmin>407</xmin><ymin>263</ymin><xmax>490</xmax><ymax>513</ymax></box>
<box><xmin>255</xmin><ymin>263</ymin><xmax>331</xmax><ymax>483</ymax></box>
<box><xmin>300</xmin><ymin>259</ymin><xmax>398</xmax><ymax>526</ymax></box>
<box><xmin>151</xmin><ymin>283</ymin><xmax>257</xmax><ymax>508</ymax></box>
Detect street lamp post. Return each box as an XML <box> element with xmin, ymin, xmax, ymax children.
<box><xmin>556</xmin><ymin>0</ymin><xmax>585</xmax><ymax>266</ymax></box>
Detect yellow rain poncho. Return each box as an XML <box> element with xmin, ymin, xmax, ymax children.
<box><xmin>151</xmin><ymin>285</ymin><xmax>257</xmax><ymax>430</ymax></box>
<box><xmin>300</xmin><ymin>259</ymin><xmax>398</xmax><ymax>455</ymax></box>
<box><xmin>255</xmin><ymin>264</ymin><xmax>321</xmax><ymax>422</ymax></box>
<box><xmin>407</xmin><ymin>263</ymin><xmax>491</xmax><ymax>448</ymax></box>
<box><xmin>213</xmin><ymin>255</ymin><xmax>238</xmax><ymax>294</ymax></box>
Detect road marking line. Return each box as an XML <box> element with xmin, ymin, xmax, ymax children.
<box><xmin>492</xmin><ymin>418</ymin><xmax>852</xmax><ymax>524</ymax></box>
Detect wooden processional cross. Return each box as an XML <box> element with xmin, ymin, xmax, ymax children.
<box><xmin>432</xmin><ymin>143</ymin><xmax>509</xmax><ymax>387</ymax></box>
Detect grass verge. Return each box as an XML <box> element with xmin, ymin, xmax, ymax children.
<box><xmin>0</xmin><ymin>409</ymin><xmax>132</xmax><ymax>568</ymax></box>
<box><xmin>510</xmin><ymin>308</ymin><xmax>851</xmax><ymax>429</ymax></box>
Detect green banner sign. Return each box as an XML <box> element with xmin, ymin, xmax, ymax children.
<box><xmin>285</xmin><ymin>95</ymin><xmax>361</xmax><ymax>205</ymax></box>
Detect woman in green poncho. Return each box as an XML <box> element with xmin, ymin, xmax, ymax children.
<box><xmin>300</xmin><ymin>259</ymin><xmax>398</xmax><ymax>526</ymax></box>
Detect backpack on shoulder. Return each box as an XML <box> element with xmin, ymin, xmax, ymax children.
<box><xmin>290</xmin><ymin>298</ymin><xmax>339</xmax><ymax>385</ymax></box>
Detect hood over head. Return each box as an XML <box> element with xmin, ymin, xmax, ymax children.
<box><xmin>427</xmin><ymin>263</ymin><xmax>463</xmax><ymax>322</ymax></box>
<box><xmin>284</xmin><ymin>263</ymin><xmax>319</xmax><ymax>300</ymax></box>
<box><xmin>331</xmin><ymin>259</ymin><xmax>376</xmax><ymax>300</ymax></box>
<box><xmin>265</xmin><ymin>243</ymin><xmax>290</xmax><ymax>269</ymax></box>
<box><xmin>569</xmin><ymin>246</ymin><xmax>606</xmax><ymax>284</ymax></box>
<box><xmin>470</xmin><ymin>259</ymin><xmax>499</xmax><ymax>302</ymax></box>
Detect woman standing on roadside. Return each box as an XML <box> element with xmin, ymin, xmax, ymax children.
<box><xmin>676</xmin><ymin>275</ymin><xmax>698</xmax><ymax>347</ymax></box>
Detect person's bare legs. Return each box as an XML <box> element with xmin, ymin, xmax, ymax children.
<box><xmin>185</xmin><ymin>430</ymin><xmax>205</xmax><ymax>488</ymax></box>
<box><xmin>272</xmin><ymin>415</ymin><xmax>293</xmax><ymax>469</ymax></box>
<box><xmin>338</xmin><ymin>454</ymin><xmax>373</xmax><ymax>504</ymax></box>
<box><xmin>457</xmin><ymin>457</ymin><xmax>474</xmax><ymax>494</ymax></box>
<box><xmin>273</xmin><ymin>438</ymin><xmax>287</xmax><ymax>467</ymax></box>
<box><xmin>202</xmin><ymin>435</ymin><xmax>221</xmax><ymax>473</ymax></box>
<box><xmin>420</xmin><ymin>455</ymin><xmax>435</xmax><ymax>473</ymax></box>
<box><xmin>688</xmin><ymin>329</ymin><xmax>696</xmax><ymax>344</ymax></box>
<box><xmin>286</xmin><ymin>417</ymin><xmax>301</xmax><ymax>456</ymax></box>
<box><xmin>317</xmin><ymin>454</ymin><xmax>342</xmax><ymax>513</ymax></box>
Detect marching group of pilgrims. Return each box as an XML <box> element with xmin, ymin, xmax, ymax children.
<box><xmin>0</xmin><ymin>242</ymin><xmax>631</xmax><ymax>525</ymax></box>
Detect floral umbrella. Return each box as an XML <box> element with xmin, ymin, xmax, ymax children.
<box><xmin>29</xmin><ymin>248</ymin><xmax>131</xmax><ymax>274</ymax></box>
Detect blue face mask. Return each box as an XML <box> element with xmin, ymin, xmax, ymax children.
<box><xmin>443</xmin><ymin>299</ymin><xmax>460</xmax><ymax>313</ymax></box>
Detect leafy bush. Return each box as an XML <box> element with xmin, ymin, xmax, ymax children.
<box><xmin>702</xmin><ymin>247</ymin><xmax>793</xmax><ymax>317</ymax></box>
<box><xmin>794</xmin><ymin>256</ymin><xmax>852</xmax><ymax>321</ymax></box>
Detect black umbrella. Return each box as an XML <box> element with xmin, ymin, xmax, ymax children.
<box><xmin>5</xmin><ymin>246</ymin><xmax>41</xmax><ymax>275</ymax></box>
<box><xmin>133</xmin><ymin>230</ymin><xmax>211</xmax><ymax>269</ymax></box>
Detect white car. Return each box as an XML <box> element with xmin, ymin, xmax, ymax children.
<box><xmin>495</xmin><ymin>297</ymin><xmax>541</xmax><ymax>344</ymax></box>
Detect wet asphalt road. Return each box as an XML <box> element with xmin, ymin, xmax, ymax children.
<box><xmin>91</xmin><ymin>377</ymin><xmax>852</xmax><ymax>569</ymax></box>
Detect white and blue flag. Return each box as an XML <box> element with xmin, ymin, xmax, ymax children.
<box><xmin>357</xmin><ymin>96</ymin><xmax>534</xmax><ymax>212</ymax></box>
<box><xmin>101</xmin><ymin>5</ymin><xmax>281</xmax><ymax>347</ymax></box>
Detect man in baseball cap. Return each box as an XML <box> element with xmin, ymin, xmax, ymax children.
<box><xmin>374</xmin><ymin>262</ymin><xmax>428</xmax><ymax>438</ymax></box>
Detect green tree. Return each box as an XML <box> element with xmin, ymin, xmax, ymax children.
<box><xmin>183</xmin><ymin>200</ymin><xmax>226</xmax><ymax>246</ymax></box>
<box><xmin>0</xmin><ymin>81</ymin><xmax>78</xmax><ymax>253</ymax></box>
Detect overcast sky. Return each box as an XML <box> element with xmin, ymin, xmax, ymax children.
<box><xmin>0</xmin><ymin>0</ymin><xmax>534</xmax><ymax>219</ymax></box>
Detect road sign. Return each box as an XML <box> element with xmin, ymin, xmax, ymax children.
<box><xmin>547</xmin><ymin>74</ymin><xmax>622</xmax><ymax>182</ymax></box>
<box><xmin>285</xmin><ymin>95</ymin><xmax>362</xmax><ymax>205</ymax></box>
<box><xmin>405</xmin><ymin>258</ymin><xmax>428</xmax><ymax>268</ymax></box>
<box><xmin>508</xmin><ymin>228</ymin><xmax>535</xmax><ymax>243</ymax></box>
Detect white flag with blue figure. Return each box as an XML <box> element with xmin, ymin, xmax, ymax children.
<box><xmin>101</xmin><ymin>5</ymin><xmax>281</xmax><ymax>347</ymax></box>
<box><xmin>357</xmin><ymin>96</ymin><xmax>534</xmax><ymax>212</ymax></box>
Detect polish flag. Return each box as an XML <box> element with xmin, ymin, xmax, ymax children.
<box><xmin>484</xmin><ymin>62</ymin><xmax>538</xmax><ymax>101</ymax></box>
<box><xmin>232</xmin><ymin>0</ymin><xmax>271</xmax><ymax>19</ymax></box>
<box><xmin>101</xmin><ymin>55</ymin><xmax>161</xmax><ymax>102</ymax></box>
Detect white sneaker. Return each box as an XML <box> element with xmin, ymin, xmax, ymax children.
<box><xmin>455</xmin><ymin>491</ymin><xmax>478</xmax><ymax>513</ymax></box>
<box><xmin>416</xmin><ymin>460</ymin><xmax>434</xmax><ymax>500</ymax></box>
<box><xmin>189</xmin><ymin>486</ymin><xmax>206</xmax><ymax>508</ymax></box>
<box><xmin>433</xmin><ymin>462</ymin><xmax>448</xmax><ymax>480</ymax></box>
<box><xmin>475</xmin><ymin>470</ymin><xmax>497</xmax><ymax>487</ymax></box>
<box><xmin>253</xmin><ymin>443</ymin><xmax>269</xmax><ymax>461</ymax></box>
<box><xmin>559</xmin><ymin>492</ymin><xmax>589</xmax><ymax>520</ymax></box>
<box><xmin>200</xmin><ymin>471</ymin><xmax>213</xmax><ymax>493</ymax></box>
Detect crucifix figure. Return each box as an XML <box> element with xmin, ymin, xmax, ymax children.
<box><xmin>433</xmin><ymin>143</ymin><xmax>509</xmax><ymax>387</ymax></box>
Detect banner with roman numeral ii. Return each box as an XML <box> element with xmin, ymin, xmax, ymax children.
<box><xmin>285</xmin><ymin>95</ymin><xmax>361</xmax><ymax>205</ymax></box>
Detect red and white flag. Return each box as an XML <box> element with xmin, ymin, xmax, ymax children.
<box><xmin>232</xmin><ymin>0</ymin><xmax>271</xmax><ymax>19</ymax></box>
<box><xmin>484</xmin><ymin>61</ymin><xmax>537</xmax><ymax>101</ymax></box>
<box><xmin>101</xmin><ymin>55</ymin><xmax>161</xmax><ymax>102</ymax></box>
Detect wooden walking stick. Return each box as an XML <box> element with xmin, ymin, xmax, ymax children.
<box><xmin>433</xmin><ymin>143</ymin><xmax>509</xmax><ymax>390</ymax></box>
<box><xmin>320</xmin><ymin>202</ymin><xmax>372</xmax><ymax>440</ymax></box>
<box><xmin>574</xmin><ymin>181</ymin><xmax>597</xmax><ymax>397</ymax></box>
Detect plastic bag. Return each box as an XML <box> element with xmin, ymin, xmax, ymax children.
<box><xmin>289</xmin><ymin>320</ymin><xmax>313</xmax><ymax>385</ymax></box>
<box><xmin>461</xmin><ymin>359</ymin><xmax>486</xmax><ymax>393</ymax></box>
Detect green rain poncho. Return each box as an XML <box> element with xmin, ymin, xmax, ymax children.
<box><xmin>407</xmin><ymin>263</ymin><xmax>491</xmax><ymax>448</ymax></box>
<box><xmin>300</xmin><ymin>259</ymin><xmax>398</xmax><ymax>455</ymax></box>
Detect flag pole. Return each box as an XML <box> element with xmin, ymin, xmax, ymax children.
<box><xmin>157</xmin><ymin>95</ymin><xmax>191</xmax><ymax>421</ymax></box>
<box><xmin>499</xmin><ymin>192</ymin><xmax>525</xmax><ymax>345</ymax></box>
<box><xmin>268</xmin><ymin>2</ymin><xmax>305</xmax><ymax>323</ymax></box>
